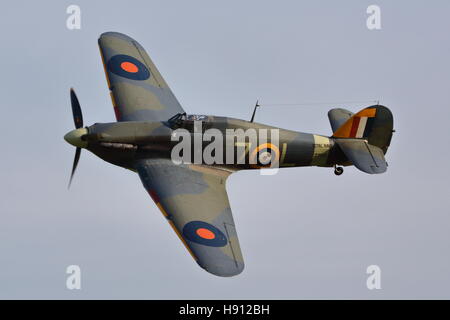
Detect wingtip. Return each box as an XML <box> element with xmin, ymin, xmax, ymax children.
<box><xmin>99</xmin><ymin>31</ymin><xmax>135</xmax><ymax>42</ymax></box>
<box><xmin>198</xmin><ymin>261</ymin><xmax>245</xmax><ymax>277</ymax></box>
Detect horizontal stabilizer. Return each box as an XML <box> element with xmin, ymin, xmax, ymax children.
<box><xmin>334</xmin><ymin>138</ymin><xmax>387</xmax><ymax>174</ymax></box>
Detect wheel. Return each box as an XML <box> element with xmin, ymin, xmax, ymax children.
<box><xmin>334</xmin><ymin>166</ymin><xmax>344</xmax><ymax>176</ymax></box>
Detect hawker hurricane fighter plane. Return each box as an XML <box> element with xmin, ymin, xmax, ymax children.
<box><xmin>64</xmin><ymin>32</ymin><xmax>394</xmax><ymax>277</ymax></box>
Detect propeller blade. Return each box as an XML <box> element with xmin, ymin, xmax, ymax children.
<box><xmin>70</xmin><ymin>88</ymin><xmax>83</xmax><ymax>129</ymax></box>
<box><xmin>68</xmin><ymin>147</ymin><xmax>81</xmax><ymax>188</ymax></box>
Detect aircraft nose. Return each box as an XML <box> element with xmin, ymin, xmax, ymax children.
<box><xmin>64</xmin><ymin>128</ymin><xmax>88</xmax><ymax>148</ymax></box>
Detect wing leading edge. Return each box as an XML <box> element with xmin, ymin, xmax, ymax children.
<box><xmin>136</xmin><ymin>159</ymin><xmax>244</xmax><ymax>277</ymax></box>
<box><xmin>98</xmin><ymin>32</ymin><xmax>184</xmax><ymax>122</ymax></box>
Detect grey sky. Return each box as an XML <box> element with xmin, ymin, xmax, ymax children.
<box><xmin>1</xmin><ymin>0</ymin><xmax>449</xmax><ymax>299</ymax></box>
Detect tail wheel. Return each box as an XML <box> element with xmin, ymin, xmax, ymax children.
<box><xmin>334</xmin><ymin>166</ymin><xmax>344</xmax><ymax>176</ymax></box>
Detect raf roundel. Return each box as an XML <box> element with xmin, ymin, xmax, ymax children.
<box><xmin>120</xmin><ymin>61</ymin><xmax>139</xmax><ymax>73</ymax></box>
<box><xmin>107</xmin><ymin>54</ymin><xmax>150</xmax><ymax>80</ymax></box>
<box><xmin>182</xmin><ymin>221</ymin><xmax>228</xmax><ymax>247</ymax></box>
<box><xmin>250</xmin><ymin>143</ymin><xmax>280</xmax><ymax>168</ymax></box>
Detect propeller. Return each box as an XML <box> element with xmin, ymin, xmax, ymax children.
<box><xmin>67</xmin><ymin>88</ymin><xmax>85</xmax><ymax>188</ymax></box>
<box><xmin>70</xmin><ymin>88</ymin><xmax>83</xmax><ymax>129</ymax></box>
<box><xmin>69</xmin><ymin>147</ymin><xmax>81</xmax><ymax>188</ymax></box>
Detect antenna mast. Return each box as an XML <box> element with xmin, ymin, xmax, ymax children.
<box><xmin>250</xmin><ymin>100</ymin><xmax>260</xmax><ymax>122</ymax></box>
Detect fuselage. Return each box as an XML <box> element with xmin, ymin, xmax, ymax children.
<box><xmin>69</xmin><ymin>115</ymin><xmax>347</xmax><ymax>172</ymax></box>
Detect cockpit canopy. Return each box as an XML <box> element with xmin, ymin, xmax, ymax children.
<box><xmin>167</xmin><ymin>113</ymin><xmax>213</xmax><ymax>131</ymax></box>
<box><xmin>185</xmin><ymin>114</ymin><xmax>209</xmax><ymax>121</ymax></box>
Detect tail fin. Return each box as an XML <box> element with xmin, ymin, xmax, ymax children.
<box><xmin>332</xmin><ymin>105</ymin><xmax>393</xmax><ymax>153</ymax></box>
<box><xmin>328</xmin><ymin>108</ymin><xmax>354</xmax><ymax>132</ymax></box>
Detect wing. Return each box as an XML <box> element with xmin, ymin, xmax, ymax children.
<box><xmin>98</xmin><ymin>32</ymin><xmax>184</xmax><ymax>122</ymax></box>
<box><xmin>136</xmin><ymin>159</ymin><xmax>244</xmax><ymax>277</ymax></box>
<box><xmin>335</xmin><ymin>138</ymin><xmax>388</xmax><ymax>174</ymax></box>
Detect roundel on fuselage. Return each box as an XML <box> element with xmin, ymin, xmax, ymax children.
<box><xmin>250</xmin><ymin>143</ymin><xmax>280</xmax><ymax>168</ymax></box>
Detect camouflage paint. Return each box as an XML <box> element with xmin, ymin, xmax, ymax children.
<box><xmin>64</xmin><ymin>32</ymin><xmax>394</xmax><ymax>277</ymax></box>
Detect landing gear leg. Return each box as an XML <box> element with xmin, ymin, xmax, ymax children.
<box><xmin>334</xmin><ymin>165</ymin><xmax>344</xmax><ymax>176</ymax></box>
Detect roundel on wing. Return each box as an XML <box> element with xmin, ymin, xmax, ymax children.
<box><xmin>107</xmin><ymin>54</ymin><xmax>150</xmax><ymax>80</ymax></box>
<box><xmin>182</xmin><ymin>221</ymin><xmax>228</xmax><ymax>247</ymax></box>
